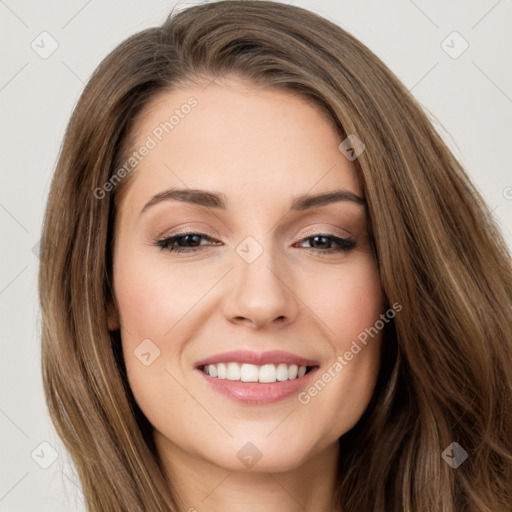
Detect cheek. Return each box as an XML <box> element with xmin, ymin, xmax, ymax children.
<box><xmin>112</xmin><ymin>249</ymin><xmax>201</xmax><ymax>339</ymax></box>
<box><xmin>112</xmin><ymin>251</ymin><xmax>211</xmax><ymax>430</ymax></box>
<box><xmin>298</xmin><ymin>258</ymin><xmax>385</xmax><ymax>431</ymax></box>
<box><xmin>318</xmin><ymin>258</ymin><xmax>385</xmax><ymax>343</ymax></box>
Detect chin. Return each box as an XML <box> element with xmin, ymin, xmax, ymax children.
<box><xmin>206</xmin><ymin>435</ymin><xmax>318</xmax><ymax>474</ymax></box>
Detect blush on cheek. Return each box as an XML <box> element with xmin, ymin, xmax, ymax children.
<box><xmin>113</xmin><ymin>268</ymin><xmax>172</xmax><ymax>340</ymax></box>
<box><xmin>324</xmin><ymin>291</ymin><xmax>384</xmax><ymax>347</ymax></box>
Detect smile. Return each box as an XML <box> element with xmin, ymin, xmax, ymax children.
<box><xmin>201</xmin><ymin>362</ymin><xmax>313</xmax><ymax>383</ymax></box>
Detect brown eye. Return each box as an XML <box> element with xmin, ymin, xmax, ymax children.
<box><xmin>297</xmin><ymin>234</ymin><xmax>357</xmax><ymax>253</ymax></box>
<box><xmin>155</xmin><ymin>233</ymin><xmax>218</xmax><ymax>254</ymax></box>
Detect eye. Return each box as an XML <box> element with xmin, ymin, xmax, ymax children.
<box><xmin>153</xmin><ymin>231</ymin><xmax>357</xmax><ymax>255</ymax></box>
<box><xmin>154</xmin><ymin>232</ymin><xmax>220</xmax><ymax>254</ymax></box>
<box><xmin>296</xmin><ymin>234</ymin><xmax>357</xmax><ymax>254</ymax></box>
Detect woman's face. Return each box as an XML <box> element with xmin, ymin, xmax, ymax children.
<box><xmin>110</xmin><ymin>78</ymin><xmax>385</xmax><ymax>474</ymax></box>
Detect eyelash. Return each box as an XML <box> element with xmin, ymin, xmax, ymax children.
<box><xmin>153</xmin><ymin>231</ymin><xmax>357</xmax><ymax>255</ymax></box>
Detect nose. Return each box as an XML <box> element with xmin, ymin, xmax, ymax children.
<box><xmin>222</xmin><ymin>245</ymin><xmax>300</xmax><ymax>330</ymax></box>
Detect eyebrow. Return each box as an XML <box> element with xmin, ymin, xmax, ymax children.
<box><xmin>139</xmin><ymin>187</ymin><xmax>366</xmax><ymax>216</ymax></box>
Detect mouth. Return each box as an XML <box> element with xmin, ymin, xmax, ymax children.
<box><xmin>194</xmin><ymin>350</ymin><xmax>320</xmax><ymax>404</ymax></box>
<box><xmin>198</xmin><ymin>362</ymin><xmax>316</xmax><ymax>383</ymax></box>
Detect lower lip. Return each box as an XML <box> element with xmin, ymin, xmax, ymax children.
<box><xmin>196</xmin><ymin>367</ymin><xmax>319</xmax><ymax>404</ymax></box>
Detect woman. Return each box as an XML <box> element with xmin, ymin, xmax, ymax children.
<box><xmin>38</xmin><ymin>1</ymin><xmax>512</xmax><ymax>511</ymax></box>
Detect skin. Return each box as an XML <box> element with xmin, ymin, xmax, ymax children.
<box><xmin>109</xmin><ymin>77</ymin><xmax>386</xmax><ymax>512</ymax></box>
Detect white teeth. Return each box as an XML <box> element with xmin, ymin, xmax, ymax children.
<box><xmin>226</xmin><ymin>362</ymin><xmax>240</xmax><ymax>380</ymax></box>
<box><xmin>240</xmin><ymin>364</ymin><xmax>259</xmax><ymax>382</ymax></box>
<box><xmin>203</xmin><ymin>362</ymin><xmax>309</xmax><ymax>383</ymax></box>
<box><xmin>259</xmin><ymin>364</ymin><xmax>277</xmax><ymax>383</ymax></box>
<box><xmin>217</xmin><ymin>362</ymin><xmax>227</xmax><ymax>379</ymax></box>
<box><xmin>276</xmin><ymin>363</ymin><xmax>289</xmax><ymax>381</ymax></box>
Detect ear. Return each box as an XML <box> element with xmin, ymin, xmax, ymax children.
<box><xmin>106</xmin><ymin>295</ymin><xmax>120</xmax><ymax>331</ymax></box>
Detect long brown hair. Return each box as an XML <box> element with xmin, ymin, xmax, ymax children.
<box><xmin>38</xmin><ymin>1</ymin><xmax>512</xmax><ymax>510</ymax></box>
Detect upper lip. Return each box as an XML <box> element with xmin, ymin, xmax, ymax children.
<box><xmin>194</xmin><ymin>350</ymin><xmax>319</xmax><ymax>368</ymax></box>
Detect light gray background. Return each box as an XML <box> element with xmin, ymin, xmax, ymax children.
<box><xmin>1</xmin><ymin>1</ymin><xmax>511</xmax><ymax>510</ymax></box>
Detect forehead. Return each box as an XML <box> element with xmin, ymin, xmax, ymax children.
<box><xmin>117</xmin><ymin>79</ymin><xmax>362</xmax><ymax>216</ymax></box>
